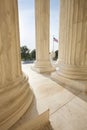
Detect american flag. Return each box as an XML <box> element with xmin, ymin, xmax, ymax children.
<box><xmin>53</xmin><ymin>37</ymin><xmax>58</xmax><ymax>43</ymax></box>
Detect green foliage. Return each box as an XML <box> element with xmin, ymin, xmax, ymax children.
<box><xmin>30</xmin><ymin>49</ymin><xmax>36</xmax><ymax>60</ymax></box>
<box><xmin>21</xmin><ymin>46</ymin><xmax>30</xmax><ymax>61</ymax></box>
<box><xmin>53</xmin><ymin>50</ymin><xmax>58</xmax><ymax>60</ymax></box>
<box><xmin>20</xmin><ymin>45</ymin><xmax>36</xmax><ymax>61</ymax></box>
<box><xmin>55</xmin><ymin>50</ymin><xmax>58</xmax><ymax>59</ymax></box>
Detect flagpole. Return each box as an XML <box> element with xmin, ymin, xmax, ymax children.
<box><xmin>53</xmin><ymin>35</ymin><xmax>54</xmax><ymax>52</ymax></box>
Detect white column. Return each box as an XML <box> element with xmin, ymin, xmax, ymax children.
<box><xmin>0</xmin><ymin>0</ymin><xmax>33</xmax><ymax>129</ymax></box>
<box><xmin>52</xmin><ymin>0</ymin><xmax>87</xmax><ymax>91</ymax></box>
<box><xmin>33</xmin><ymin>0</ymin><xmax>55</xmax><ymax>73</ymax></box>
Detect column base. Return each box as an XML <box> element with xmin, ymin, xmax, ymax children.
<box><xmin>52</xmin><ymin>59</ymin><xmax>63</xmax><ymax>67</ymax></box>
<box><xmin>51</xmin><ymin>71</ymin><xmax>87</xmax><ymax>92</ymax></box>
<box><xmin>32</xmin><ymin>61</ymin><xmax>55</xmax><ymax>73</ymax></box>
<box><xmin>15</xmin><ymin>110</ymin><xmax>52</xmax><ymax>130</ymax></box>
<box><xmin>0</xmin><ymin>74</ymin><xmax>34</xmax><ymax>130</ymax></box>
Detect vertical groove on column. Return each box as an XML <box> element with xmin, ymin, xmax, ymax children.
<box><xmin>72</xmin><ymin>0</ymin><xmax>78</xmax><ymax>65</ymax></box>
<box><xmin>65</xmin><ymin>0</ymin><xmax>68</xmax><ymax>64</ymax></box>
<box><xmin>69</xmin><ymin>0</ymin><xmax>74</xmax><ymax>65</ymax></box>
<box><xmin>66</xmin><ymin>0</ymin><xmax>71</xmax><ymax>64</ymax></box>
<box><xmin>84</xmin><ymin>0</ymin><xmax>87</xmax><ymax>65</ymax></box>
<box><xmin>14</xmin><ymin>0</ymin><xmax>22</xmax><ymax>77</ymax></box>
<box><xmin>63</xmin><ymin>0</ymin><xmax>67</xmax><ymax>64</ymax></box>
<box><xmin>77</xmin><ymin>0</ymin><xmax>83</xmax><ymax>65</ymax></box>
<box><xmin>75</xmin><ymin>0</ymin><xmax>82</xmax><ymax>66</ymax></box>
<box><xmin>58</xmin><ymin>0</ymin><xmax>65</xmax><ymax>64</ymax></box>
<box><xmin>74</xmin><ymin>0</ymin><xmax>79</xmax><ymax>65</ymax></box>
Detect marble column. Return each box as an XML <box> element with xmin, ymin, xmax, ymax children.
<box><xmin>52</xmin><ymin>0</ymin><xmax>87</xmax><ymax>91</ymax></box>
<box><xmin>33</xmin><ymin>0</ymin><xmax>55</xmax><ymax>73</ymax></box>
<box><xmin>0</xmin><ymin>0</ymin><xmax>33</xmax><ymax>129</ymax></box>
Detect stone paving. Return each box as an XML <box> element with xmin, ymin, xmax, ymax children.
<box><xmin>10</xmin><ymin>63</ymin><xmax>87</xmax><ymax>130</ymax></box>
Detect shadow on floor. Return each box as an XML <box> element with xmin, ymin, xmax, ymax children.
<box><xmin>9</xmin><ymin>97</ymin><xmax>38</xmax><ymax>130</ymax></box>
<box><xmin>21</xmin><ymin>60</ymin><xmax>34</xmax><ymax>64</ymax></box>
<box><xmin>9</xmin><ymin>96</ymin><xmax>54</xmax><ymax>130</ymax></box>
<box><xmin>41</xmin><ymin>72</ymin><xmax>87</xmax><ymax>104</ymax></box>
<box><xmin>53</xmin><ymin>79</ymin><xmax>87</xmax><ymax>103</ymax></box>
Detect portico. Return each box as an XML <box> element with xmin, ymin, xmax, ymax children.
<box><xmin>0</xmin><ymin>0</ymin><xmax>87</xmax><ymax>130</ymax></box>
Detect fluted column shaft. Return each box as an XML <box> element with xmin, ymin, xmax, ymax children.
<box><xmin>34</xmin><ymin>0</ymin><xmax>55</xmax><ymax>73</ymax></box>
<box><xmin>58</xmin><ymin>0</ymin><xmax>87</xmax><ymax>80</ymax></box>
<box><xmin>0</xmin><ymin>0</ymin><xmax>22</xmax><ymax>86</ymax></box>
<box><xmin>0</xmin><ymin>0</ymin><xmax>33</xmax><ymax>129</ymax></box>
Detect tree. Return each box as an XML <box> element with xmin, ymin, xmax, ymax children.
<box><xmin>53</xmin><ymin>50</ymin><xmax>58</xmax><ymax>60</ymax></box>
<box><xmin>30</xmin><ymin>49</ymin><xmax>36</xmax><ymax>60</ymax></box>
<box><xmin>55</xmin><ymin>50</ymin><xmax>58</xmax><ymax>59</ymax></box>
<box><xmin>20</xmin><ymin>46</ymin><xmax>30</xmax><ymax>61</ymax></box>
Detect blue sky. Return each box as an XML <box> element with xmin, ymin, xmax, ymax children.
<box><xmin>18</xmin><ymin>0</ymin><xmax>60</xmax><ymax>51</ymax></box>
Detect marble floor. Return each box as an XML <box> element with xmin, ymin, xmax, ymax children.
<box><xmin>10</xmin><ymin>63</ymin><xmax>87</xmax><ymax>130</ymax></box>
